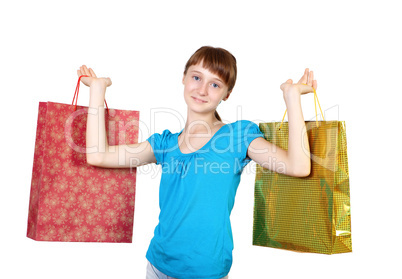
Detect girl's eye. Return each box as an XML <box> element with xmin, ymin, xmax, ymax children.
<box><xmin>193</xmin><ymin>76</ymin><xmax>200</xmax><ymax>81</ymax></box>
<box><xmin>212</xmin><ymin>83</ymin><xmax>219</xmax><ymax>88</ymax></box>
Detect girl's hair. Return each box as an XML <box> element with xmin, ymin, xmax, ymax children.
<box><xmin>184</xmin><ymin>46</ymin><xmax>237</xmax><ymax>122</ymax></box>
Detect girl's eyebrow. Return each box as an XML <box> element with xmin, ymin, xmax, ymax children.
<box><xmin>190</xmin><ymin>70</ymin><xmax>203</xmax><ymax>76</ymax></box>
<box><xmin>191</xmin><ymin>70</ymin><xmax>224</xmax><ymax>84</ymax></box>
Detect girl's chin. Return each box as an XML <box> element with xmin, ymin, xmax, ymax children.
<box><xmin>186</xmin><ymin>105</ymin><xmax>215</xmax><ymax>114</ymax></box>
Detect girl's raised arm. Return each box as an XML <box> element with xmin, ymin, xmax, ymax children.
<box><xmin>78</xmin><ymin>65</ymin><xmax>156</xmax><ymax>169</ymax></box>
<box><xmin>247</xmin><ymin>68</ymin><xmax>315</xmax><ymax>177</ymax></box>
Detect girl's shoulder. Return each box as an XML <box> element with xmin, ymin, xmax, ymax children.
<box><xmin>226</xmin><ymin>120</ymin><xmax>260</xmax><ymax>132</ymax></box>
<box><xmin>147</xmin><ymin>129</ymin><xmax>178</xmax><ymax>150</ymax></box>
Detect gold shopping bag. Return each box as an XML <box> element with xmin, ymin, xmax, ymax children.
<box><xmin>252</xmin><ymin>91</ymin><xmax>352</xmax><ymax>254</ymax></box>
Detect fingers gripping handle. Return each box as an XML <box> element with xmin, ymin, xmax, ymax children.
<box><xmin>279</xmin><ymin>85</ymin><xmax>325</xmax><ymax>130</ymax></box>
<box><xmin>72</xmin><ymin>75</ymin><xmax>109</xmax><ymax>113</ymax></box>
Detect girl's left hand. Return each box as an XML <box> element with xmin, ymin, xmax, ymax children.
<box><xmin>77</xmin><ymin>65</ymin><xmax>112</xmax><ymax>88</ymax></box>
<box><xmin>280</xmin><ymin>68</ymin><xmax>317</xmax><ymax>99</ymax></box>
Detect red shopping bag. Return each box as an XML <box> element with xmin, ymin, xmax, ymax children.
<box><xmin>27</xmin><ymin>76</ymin><xmax>140</xmax><ymax>242</ymax></box>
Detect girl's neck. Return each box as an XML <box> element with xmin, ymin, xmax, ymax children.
<box><xmin>183</xmin><ymin>110</ymin><xmax>223</xmax><ymax>135</ymax></box>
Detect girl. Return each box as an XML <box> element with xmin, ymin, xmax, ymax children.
<box><xmin>77</xmin><ymin>46</ymin><xmax>316</xmax><ymax>279</ymax></box>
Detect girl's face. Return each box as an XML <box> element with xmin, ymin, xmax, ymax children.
<box><xmin>182</xmin><ymin>63</ymin><xmax>230</xmax><ymax>116</ymax></box>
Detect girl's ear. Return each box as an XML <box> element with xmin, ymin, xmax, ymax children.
<box><xmin>182</xmin><ymin>74</ymin><xmax>186</xmax><ymax>85</ymax></box>
<box><xmin>223</xmin><ymin>90</ymin><xmax>232</xmax><ymax>101</ymax></box>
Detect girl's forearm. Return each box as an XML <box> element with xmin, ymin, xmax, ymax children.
<box><xmin>285</xmin><ymin>94</ymin><xmax>311</xmax><ymax>176</ymax></box>
<box><xmin>86</xmin><ymin>80</ymin><xmax>108</xmax><ymax>164</ymax></box>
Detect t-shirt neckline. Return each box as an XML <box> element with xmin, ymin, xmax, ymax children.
<box><xmin>176</xmin><ymin>123</ymin><xmax>229</xmax><ymax>155</ymax></box>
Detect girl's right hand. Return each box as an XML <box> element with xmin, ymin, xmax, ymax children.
<box><xmin>280</xmin><ymin>68</ymin><xmax>317</xmax><ymax>101</ymax></box>
<box><xmin>77</xmin><ymin>65</ymin><xmax>112</xmax><ymax>88</ymax></box>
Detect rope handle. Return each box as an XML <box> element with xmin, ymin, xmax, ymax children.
<box><xmin>72</xmin><ymin>75</ymin><xmax>109</xmax><ymax>113</ymax></box>
<box><xmin>279</xmin><ymin>84</ymin><xmax>325</xmax><ymax>130</ymax></box>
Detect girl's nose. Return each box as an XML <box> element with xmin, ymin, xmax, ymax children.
<box><xmin>198</xmin><ymin>82</ymin><xmax>208</xmax><ymax>96</ymax></box>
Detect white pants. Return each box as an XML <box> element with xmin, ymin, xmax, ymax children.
<box><xmin>146</xmin><ymin>261</ymin><xmax>229</xmax><ymax>279</ymax></box>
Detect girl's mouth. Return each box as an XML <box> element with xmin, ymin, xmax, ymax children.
<box><xmin>192</xmin><ymin>97</ymin><xmax>207</xmax><ymax>103</ymax></box>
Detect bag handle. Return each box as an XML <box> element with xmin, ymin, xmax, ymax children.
<box><xmin>279</xmin><ymin>84</ymin><xmax>325</xmax><ymax>130</ymax></box>
<box><xmin>72</xmin><ymin>75</ymin><xmax>109</xmax><ymax>113</ymax></box>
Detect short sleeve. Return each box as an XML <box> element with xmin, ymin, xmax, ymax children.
<box><xmin>238</xmin><ymin>120</ymin><xmax>264</xmax><ymax>169</ymax></box>
<box><xmin>146</xmin><ymin>129</ymin><xmax>172</xmax><ymax>165</ymax></box>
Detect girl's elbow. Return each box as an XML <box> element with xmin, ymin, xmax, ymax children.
<box><xmin>295</xmin><ymin>168</ymin><xmax>311</xmax><ymax>177</ymax></box>
<box><xmin>291</xmin><ymin>163</ymin><xmax>311</xmax><ymax>177</ymax></box>
<box><xmin>299</xmin><ymin>167</ymin><xmax>311</xmax><ymax>177</ymax></box>
<box><xmin>86</xmin><ymin>154</ymin><xmax>103</xmax><ymax>167</ymax></box>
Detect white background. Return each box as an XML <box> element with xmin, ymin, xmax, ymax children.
<box><xmin>1</xmin><ymin>0</ymin><xmax>401</xmax><ymax>278</ymax></box>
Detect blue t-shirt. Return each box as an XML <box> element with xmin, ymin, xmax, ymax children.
<box><xmin>146</xmin><ymin>120</ymin><xmax>264</xmax><ymax>279</ymax></box>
